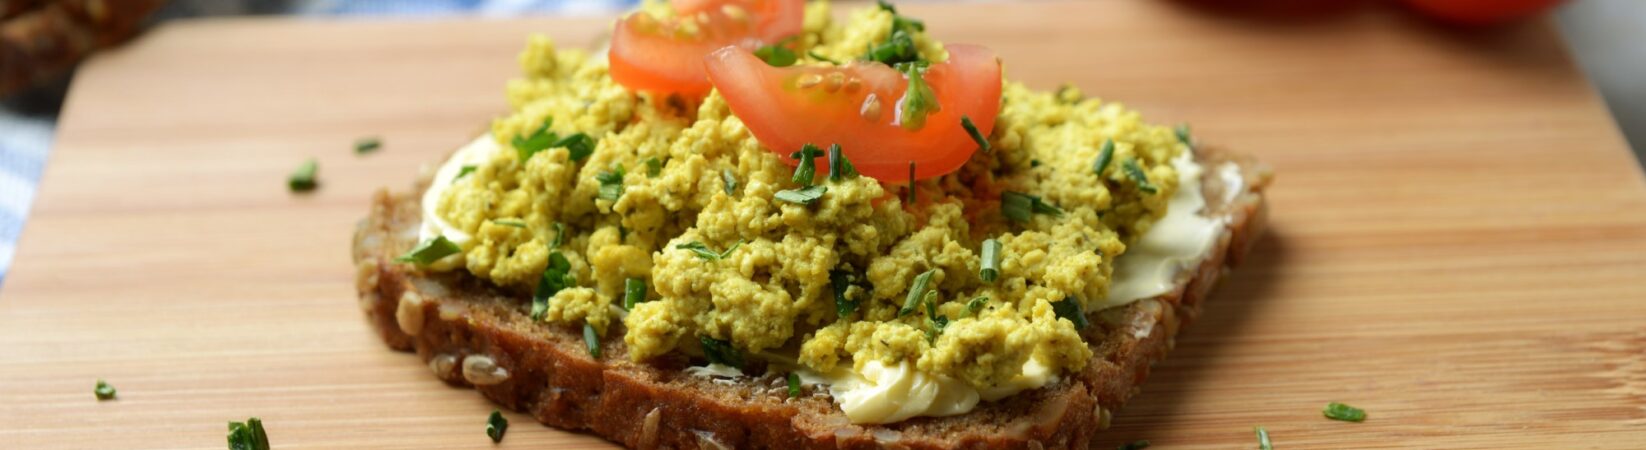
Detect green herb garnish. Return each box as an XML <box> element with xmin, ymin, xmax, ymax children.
<box><xmin>895</xmin><ymin>62</ymin><xmax>937</xmax><ymax>130</ymax></box>
<box><xmin>555</xmin><ymin>133</ymin><xmax>595</xmax><ymax>161</ymax></box>
<box><xmin>623</xmin><ymin>277</ymin><xmax>647</xmax><ymax>311</ymax></box>
<box><xmin>790</xmin><ymin>143</ymin><xmax>825</xmax><ymax>186</ymax></box>
<box><xmin>1323</xmin><ymin>402</ymin><xmax>1367</xmax><ymax>422</ymax></box>
<box><xmin>1000</xmin><ymin>191</ymin><xmax>1063</xmax><ymax>222</ymax></box>
<box><xmin>1093</xmin><ymin>139</ymin><xmax>1115</xmax><ymax>175</ymax></box>
<box><xmin>1255</xmin><ymin>426</ymin><xmax>1272</xmax><ymax>450</ymax></box>
<box><xmin>830</xmin><ymin>269</ymin><xmax>860</xmax><ymax>318</ymax></box>
<box><xmin>865</xmin><ymin>29</ymin><xmax>919</xmax><ymax>66</ymax></box>
<box><xmin>596</xmin><ymin>163</ymin><xmax>626</xmax><ymax>201</ymax></box>
<box><xmin>1175</xmin><ymin>123</ymin><xmax>1193</xmax><ymax>148</ymax></box>
<box><xmin>288</xmin><ymin>158</ymin><xmax>318</xmax><ymax>192</ymax></box>
<box><xmin>826</xmin><ymin>144</ymin><xmax>857</xmax><ymax>181</ymax></box>
<box><xmin>775</xmin><ymin>185</ymin><xmax>827</xmax><ymax>205</ymax></box>
<box><xmin>755</xmin><ymin>42</ymin><xmax>798</xmax><ymax>67</ymax></box>
<box><xmin>644</xmin><ymin>157</ymin><xmax>663</xmax><ymax>177</ymax></box>
<box><xmin>786</xmin><ymin>372</ymin><xmax>802</xmax><ymax>398</ymax></box>
<box><xmin>354</xmin><ymin>136</ymin><xmax>382</xmax><ymax>155</ymax></box>
<box><xmin>979</xmin><ymin>238</ymin><xmax>1002</xmax><ymax>282</ymax></box>
<box><xmin>493</xmin><ymin>219</ymin><xmax>526</xmax><ymax>228</ymax></box>
<box><xmin>583</xmin><ymin>323</ymin><xmax>601</xmax><ymax>358</ymax></box>
<box><xmin>721</xmin><ymin>169</ymin><xmax>738</xmax><ymax>195</ymax></box>
<box><xmin>486</xmin><ymin>410</ymin><xmax>508</xmax><ymax>443</ymax></box>
<box><xmin>454</xmin><ymin>165</ymin><xmax>477</xmax><ymax>181</ymax></box>
<box><xmin>532</xmin><ymin>252</ymin><xmax>574</xmax><ymax>320</ymax></box>
<box><xmin>965</xmin><ymin>296</ymin><xmax>989</xmax><ymax>317</ymax></box>
<box><xmin>1121</xmin><ymin>159</ymin><xmax>1158</xmax><ymax>194</ymax></box>
<box><xmin>549</xmin><ymin>222</ymin><xmax>566</xmax><ymax>249</ymax></box>
<box><xmin>1055</xmin><ymin>83</ymin><xmax>1083</xmax><ymax>104</ymax></box>
<box><xmin>899</xmin><ymin>269</ymin><xmax>937</xmax><ymax>317</ymax></box>
<box><xmin>808</xmin><ymin>50</ymin><xmax>840</xmax><ymax>65</ymax></box>
<box><xmin>513</xmin><ymin>118</ymin><xmax>595</xmax><ymax>162</ymax></box>
<box><xmin>226</xmin><ymin>418</ymin><xmax>271</xmax><ymax>450</ymax></box>
<box><xmin>677</xmin><ymin>240</ymin><xmax>742</xmax><ymax>261</ymax></box>
<box><xmin>94</xmin><ymin>379</ymin><xmax>116</xmax><ymax>400</ymax></box>
<box><xmin>1052</xmin><ymin>296</ymin><xmax>1088</xmax><ymax>329</ymax></box>
<box><xmin>397</xmin><ymin>236</ymin><xmax>461</xmax><ymax>266</ymax></box>
<box><xmin>699</xmin><ymin>336</ymin><xmax>745</xmax><ymax>368</ymax></box>
<box><xmin>961</xmin><ymin>115</ymin><xmax>990</xmax><ymax>153</ymax></box>
<box><xmin>1116</xmin><ymin>440</ymin><xmax>1150</xmax><ymax>450</ymax></box>
<box><xmin>922</xmin><ymin>289</ymin><xmax>948</xmax><ymax>343</ymax></box>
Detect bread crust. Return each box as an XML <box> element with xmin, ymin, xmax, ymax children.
<box><xmin>351</xmin><ymin>147</ymin><xmax>1271</xmax><ymax>449</ymax></box>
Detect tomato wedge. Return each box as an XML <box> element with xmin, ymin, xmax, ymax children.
<box><xmin>609</xmin><ymin>0</ymin><xmax>804</xmax><ymax>96</ymax></box>
<box><xmin>706</xmin><ymin>44</ymin><xmax>1002</xmax><ymax>181</ymax></box>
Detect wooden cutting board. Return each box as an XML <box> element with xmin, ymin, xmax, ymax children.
<box><xmin>3</xmin><ymin>1</ymin><xmax>1644</xmax><ymax>448</ymax></box>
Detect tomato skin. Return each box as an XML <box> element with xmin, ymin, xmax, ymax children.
<box><xmin>706</xmin><ymin>44</ymin><xmax>1002</xmax><ymax>181</ymax></box>
<box><xmin>1402</xmin><ymin>0</ymin><xmax>1565</xmax><ymax>26</ymax></box>
<box><xmin>609</xmin><ymin>0</ymin><xmax>804</xmax><ymax>96</ymax></box>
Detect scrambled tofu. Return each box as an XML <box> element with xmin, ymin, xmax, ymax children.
<box><xmin>427</xmin><ymin>3</ymin><xmax>1184</xmax><ymax>391</ymax></box>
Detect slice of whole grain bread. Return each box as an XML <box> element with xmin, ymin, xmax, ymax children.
<box><xmin>351</xmin><ymin>146</ymin><xmax>1271</xmax><ymax>449</ymax></box>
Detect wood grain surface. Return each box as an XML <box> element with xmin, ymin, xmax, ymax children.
<box><xmin>2</xmin><ymin>1</ymin><xmax>1644</xmax><ymax>448</ymax></box>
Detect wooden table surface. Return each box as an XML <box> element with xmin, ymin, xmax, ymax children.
<box><xmin>2</xmin><ymin>1</ymin><xmax>1644</xmax><ymax>448</ymax></box>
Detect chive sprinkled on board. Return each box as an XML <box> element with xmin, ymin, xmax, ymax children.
<box><xmin>493</xmin><ymin>219</ymin><xmax>526</xmax><ymax>228</ymax></box>
<box><xmin>721</xmin><ymin>169</ymin><xmax>739</xmax><ymax>195</ymax></box>
<box><xmin>699</xmin><ymin>336</ymin><xmax>745</xmax><ymax>368</ymax></box>
<box><xmin>583</xmin><ymin>323</ymin><xmax>601</xmax><ymax>358</ymax></box>
<box><xmin>786</xmin><ymin>373</ymin><xmax>802</xmax><ymax>398</ymax></box>
<box><xmin>596</xmin><ymin>163</ymin><xmax>626</xmax><ymax>201</ymax></box>
<box><xmin>900</xmin><ymin>269</ymin><xmax>937</xmax><ymax>317</ymax></box>
<box><xmin>830</xmin><ymin>269</ymin><xmax>860</xmax><ymax>317</ymax></box>
<box><xmin>226</xmin><ymin>417</ymin><xmax>271</xmax><ymax>450</ymax></box>
<box><xmin>827</xmin><ymin>144</ymin><xmax>858</xmax><ymax>181</ymax></box>
<box><xmin>677</xmin><ymin>240</ymin><xmax>742</xmax><ymax>261</ymax></box>
<box><xmin>1000</xmin><ymin>191</ymin><xmax>1063</xmax><ymax>222</ymax></box>
<box><xmin>1116</xmin><ymin>440</ymin><xmax>1150</xmax><ymax>450</ymax></box>
<box><xmin>94</xmin><ymin>379</ymin><xmax>116</xmax><ymax>400</ymax></box>
<box><xmin>397</xmin><ymin>236</ymin><xmax>460</xmax><ymax>266</ymax></box>
<box><xmin>486</xmin><ymin>410</ymin><xmax>508</xmax><ymax>443</ymax></box>
<box><xmin>1122</xmin><ymin>159</ymin><xmax>1158</xmax><ymax>194</ymax></box>
<box><xmin>623</xmin><ymin>277</ymin><xmax>647</xmax><ymax>310</ymax></box>
<box><xmin>1052</xmin><ymin>297</ymin><xmax>1088</xmax><ymax>329</ymax></box>
<box><xmin>1323</xmin><ymin>402</ymin><xmax>1367</xmax><ymax>422</ymax></box>
<box><xmin>354</xmin><ymin>136</ymin><xmax>381</xmax><ymax>155</ymax></box>
<box><xmin>961</xmin><ymin>115</ymin><xmax>990</xmax><ymax>153</ymax></box>
<box><xmin>790</xmin><ymin>143</ymin><xmax>825</xmax><ymax>186</ymax></box>
<box><xmin>1093</xmin><ymin>139</ymin><xmax>1115</xmax><ymax>175</ymax></box>
<box><xmin>1255</xmin><ymin>426</ymin><xmax>1273</xmax><ymax>450</ymax></box>
<box><xmin>288</xmin><ymin>158</ymin><xmax>318</xmax><ymax>192</ymax></box>
<box><xmin>755</xmin><ymin>41</ymin><xmax>798</xmax><ymax>67</ymax></box>
<box><xmin>979</xmin><ymin>238</ymin><xmax>1002</xmax><ymax>282</ymax></box>
<box><xmin>775</xmin><ymin>185</ymin><xmax>827</xmax><ymax>205</ymax></box>
<box><xmin>454</xmin><ymin>165</ymin><xmax>477</xmax><ymax>182</ymax></box>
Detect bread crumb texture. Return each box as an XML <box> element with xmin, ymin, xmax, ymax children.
<box><xmin>428</xmin><ymin>2</ymin><xmax>1185</xmax><ymax>390</ymax></box>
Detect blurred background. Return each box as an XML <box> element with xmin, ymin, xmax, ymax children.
<box><xmin>0</xmin><ymin>0</ymin><xmax>1640</xmax><ymax>284</ymax></box>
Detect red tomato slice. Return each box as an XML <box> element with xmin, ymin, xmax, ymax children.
<box><xmin>1402</xmin><ymin>0</ymin><xmax>1564</xmax><ymax>26</ymax></box>
<box><xmin>705</xmin><ymin>44</ymin><xmax>1002</xmax><ymax>181</ymax></box>
<box><xmin>610</xmin><ymin>0</ymin><xmax>804</xmax><ymax>96</ymax></box>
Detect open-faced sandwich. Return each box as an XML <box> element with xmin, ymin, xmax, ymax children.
<box><xmin>352</xmin><ymin>0</ymin><xmax>1272</xmax><ymax>448</ymax></box>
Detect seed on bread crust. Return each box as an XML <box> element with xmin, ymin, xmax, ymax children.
<box><xmin>462</xmin><ymin>355</ymin><xmax>510</xmax><ymax>386</ymax></box>
<box><xmin>429</xmin><ymin>354</ymin><xmax>458</xmax><ymax>381</ymax></box>
<box><xmin>396</xmin><ymin>291</ymin><xmax>425</xmax><ymax>335</ymax></box>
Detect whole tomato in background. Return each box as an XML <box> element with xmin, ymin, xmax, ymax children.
<box><xmin>1402</xmin><ymin>0</ymin><xmax>1568</xmax><ymax>26</ymax></box>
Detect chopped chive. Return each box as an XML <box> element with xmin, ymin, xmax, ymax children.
<box><xmin>826</xmin><ymin>144</ymin><xmax>857</xmax><ymax>181</ymax></box>
<box><xmin>1323</xmin><ymin>402</ymin><xmax>1367</xmax><ymax>422</ymax></box>
<box><xmin>961</xmin><ymin>116</ymin><xmax>990</xmax><ymax>153</ymax></box>
<box><xmin>865</xmin><ymin>28</ymin><xmax>920</xmax><ymax>66</ymax></box>
<box><xmin>786</xmin><ymin>372</ymin><xmax>802</xmax><ymax>398</ymax></box>
<box><xmin>1116</xmin><ymin>440</ymin><xmax>1150</xmax><ymax>450</ymax></box>
<box><xmin>1052</xmin><ymin>296</ymin><xmax>1088</xmax><ymax>329</ymax></box>
<box><xmin>354</xmin><ymin>136</ymin><xmax>382</xmax><ymax>155</ymax></box>
<box><xmin>790</xmin><ymin>143</ymin><xmax>825</xmax><ymax>186</ymax></box>
<box><xmin>1175</xmin><ymin>123</ymin><xmax>1193</xmax><ymax>148</ymax></box>
<box><xmin>623</xmin><ymin>277</ymin><xmax>647</xmax><ymax>310</ymax></box>
<box><xmin>583</xmin><ymin>323</ymin><xmax>601</xmax><ymax>358</ymax></box>
<box><xmin>533</xmin><ymin>252</ymin><xmax>574</xmax><ymax>320</ymax></box>
<box><xmin>699</xmin><ymin>336</ymin><xmax>745</xmax><ymax>368</ymax></box>
<box><xmin>755</xmin><ymin>42</ymin><xmax>798</xmax><ymax>67</ymax></box>
<box><xmin>965</xmin><ymin>296</ymin><xmax>989</xmax><ymax>317</ymax></box>
<box><xmin>979</xmin><ymin>238</ymin><xmax>1002</xmax><ymax>283</ymax></box>
<box><xmin>454</xmin><ymin>165</ymin><xmax>477</xmax><ymax>181</ymax></box>
<box><xmin>899</xmin><ymin>269</ymin><xmax>937</xmax><ymax>317</ymax></box>
<box><xmin>721</xmin><ymin>169</ymin><xmax>738</xmax><ymax>195</ymax></box>
<box><xmin>493</xmin><ymin>219</ymin><xmax>526</xmax><ymax>228</ymax></box>
<box><xmin>549</xmin><ymin>222</ymin><xmax>566</xmax><ymax>249</ymax></box>
<box><xmin>553</xmin><ymin>133</ymin><xmax>595</xmax><ymax>162</ymax></box>
<box><xmin>830</xmin><ymin>269</ymin><xmax>859</xmax><ymax>318</ymax></box>
<box><xmin>226</xmin><ymin>418</ymin><xmax>271</xmax><ymax>450</ymax></box>
<box><xmin>486</xmin><ymin>410</ymin><xmax>508</xmax><ymax>443</ymax></box>
<box><xmin>396</xmin><ymin>236</ymin><xmax>461</xmax><ymax>266</ymax></box>
<box><xmin>775</xmin><ymin>185</ymin><xmax>828</xmax><ymax>205</ymax></box>
<box><xmin>1255</xmin><ymin>426</ymin><xmax>1272</xmax><ymax>450</ymax></box>
<box><xmin>644</xmin><ymin>157</ymin><xmax>663</xmax><ymax>177</ymax></box>
<box><xmin>94</xmin><ymin>379</ymin><xmax>116</xmax><ymax>400</ymax></box>
<box><xmin>1001</xmin><ymin>191</ymin><xmax>1062</xmax><ymax>222</ymax></box>
<box><xmin>905</xmin><ymin>161</ymin><xmax>917</xmax><ymax>205</ymax></box>
<box><xmin>1093</xmin><ymin>139</ymin><xmax>1115</xmax><ymax>175</ymax></box>
<box><xmin>1121</xmin><ymin>159</ymin><xmax>1158</xmax><ymax>194</ymax></box>
<box><xmin>512</xmin><ymin>118</ymin><xmax>556</xmax><ymax>161</ymax></box>
<box><xmin>925</xmin><ymin>308</ymin><xmax>949</xmax><ymax>343</ymax></box>
<box><xmin>808</xmin><ymin>50</ymin><xmax>841</xmax><ymax>65</ymax></box>
<box><xmin>677</xmin><ymin>240</ymin><xmax>742</xmax><ymax>261</ymax></box>
<box><xmin>287</xmin><ymin>158</ymin><xmax>318</xmax><ymax>192</ymax></box>
<box><xmin>596</xmin><ymin>163</ymin><xmax>626</xmax><ymax>201</ymax></box>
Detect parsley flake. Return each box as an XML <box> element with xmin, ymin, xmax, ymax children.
<box><xmin>1122</xmin><ymin>159</ymin><xmax>1158</xmax><ymax>194</ymax></box>
<box><xmin>532</xmin><ymin>252</ymin><xmax>574</xmax><ymax>321</ymax></box>
<box><xmin>1052</xmin><ymin>296</ymin><xmax>1089</xmax><ymax>329</ymax></box>
<box><xmin>775</xmin><ymin>185</ymin><xmax>827</xmax><ymax>205</ymax></box>
<box><xmin>644</xmin><ymin>157</ymin><xmax>663</xmax><ymax>177</ymax></box>
<box><xmin>596</xmin><ymin>163</ymin><xmax>626</xmax><ymax>201</ymax></box>
<box><xmin>397</xmin><ymin>236</ymin><xmax>461</xmax><ymax>266</ymax></box>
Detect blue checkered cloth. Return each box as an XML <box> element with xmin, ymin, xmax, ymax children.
<box><xmin>0</xmin><ymin>0</ymin><xmax>637</xmax><ymax>284</ymax></box>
